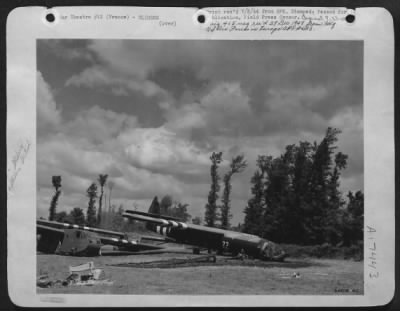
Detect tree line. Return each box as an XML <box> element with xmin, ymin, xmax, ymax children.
<box><xmin>204</xmin><ymin>153</ymin><xmax>248</xmax><ymax>229</ymax></box>
<box><xmin>48</xmin><ymin>174</ymin><xmax>115</xmax><ymax>228</ymax></box>
<box><xmin>204</xmin><ymin>127</ymin><xmax>363</xmax><ymax>247</ymax></box>
<box><xmin>47</xmin><ymin>174</ymin><xmax>192</xmax><ymax>230</ymax></box>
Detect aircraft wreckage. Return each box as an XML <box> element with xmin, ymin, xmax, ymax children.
<box><xmin>37</xmin><ymin>203</ymin><xmax>287</xmax><ymax>261</ymax></box>
<box><xmin>37</xmin><ymin>219</ymin><xmax>171</xmax><ymax>256</ymax></box>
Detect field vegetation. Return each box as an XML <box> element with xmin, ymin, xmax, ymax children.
<box><xmin>37</xmin><ymin>253</ymin><xmax>363</xmax><ymax>295</ymax></box>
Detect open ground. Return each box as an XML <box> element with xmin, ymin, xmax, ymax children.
<box><xmin>37</xmin><ymin>251</ymin><xmax>363</xmax><ymax>295</ymax></box>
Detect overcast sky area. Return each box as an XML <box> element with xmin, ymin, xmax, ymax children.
<box><xmin>37</xmin><ymin>39</ymin><xmax>363</xmax><ymax>225</ymax></box>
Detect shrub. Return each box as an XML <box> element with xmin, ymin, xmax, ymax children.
<box><xmin>281</xmin><ymin>242</ymin><xmax>363</xmax><ymax>260</ymax></box>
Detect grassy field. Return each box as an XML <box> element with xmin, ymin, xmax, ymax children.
<box><xmin>37</xmin><ymin>251</ymin><xmax>363</xmax><ymax>295</ymax></box>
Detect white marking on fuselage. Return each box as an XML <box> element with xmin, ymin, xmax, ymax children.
<box><xmin>83</xmin><ymin>226</ymin><xmax>89</xmax><ymax>230</ymax></box>
<box><xmin>73</xmin><ymin>225</ymin><xmax>79</xmax><ymax>228</ymax></box>
<box><xmin>170</xmin><ymin>221</ymin><xmax>178</xmax><ymax>227</ymax></box>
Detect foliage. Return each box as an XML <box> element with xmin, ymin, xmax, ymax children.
<box><xmin>242</xmin><ymin>127</ymin><xmax>363</xmax><ymax>247</ymax></box>
<box><xmin>148</xmin><ymin>196</ymin><xmax>161</xmax><ymax>214</ymax></box>
<box><xmin>192</xmin><ymin>216</ymin><xmax>202</xmax><ymax>225</ymax></box>
<box><xmin>220</xmin><ymin>155</ymin><xmax>247</xmax><ymax>229</ymax></box>
<box><xmin>107</xmin><ymin>180</ymin><xmax>115</xmax><ymax>214</ymax></box>
<box><xmin>49</xmin><ymin>176</ymin><xmax>62</xmax><ymax>221</ymax></box>
<box><xmin>160</xmin><ymin>195</ymin><xmax>191</xmax><ymax>222</ymax></box>
<box><xmin>54</xmin><ymin>211</ymin><xmax>69</xmax><ymax>223</ymax></box>
<box><xmin>281</xmin><ymin>242</ymin><xmax>363</xmax><ymax>260</ymax></box>
<box><xmin>341</xmin><ymin>191</ymin><xmax>364</xmax><ymax>246</ymax></box>
<box><xmin>52</xmin><ymin>175</ymin><xmax>62</xmax><ymax>191</ymax></box>
<box><xmin>169</xmin><ymin>202</ymin><xmax>191</xmax><ymax>222</ymax></box>
<box><xmin>70</xmin><ymin>207</ymin><xmax>86</xmax><ymax>225</ymax></box>
<box><xmin>160</xmin><ymin>195</ymin><xmax>173</xmax><ymax>215</ymax></box>
<box><xmin>98</xmin><ymin>204</ymin><xmax>147</xmax><ymax>232</ymax></box>
<box><xmin>97</xmin><ymin>174</ymin><xmax>108</xmax><ymax>226</ymax></box>
<box><xmin>243</xmin><ymin>167</ymin><xmax>266</xmax><ymax>235</ymax></box>
<box><xmin>110</xmin><ymin>204</ymin><xmax>125</xmax><ymax>231</ymax></box>
<box><xmin>204</xmin><ymin>152</ymin><xmax>223</xmax><ymax>227</ymax></box>
<box><xmin>86</xmin><ymin>182</ymin><xmax>98</xmax><ymax>227</ymax></box>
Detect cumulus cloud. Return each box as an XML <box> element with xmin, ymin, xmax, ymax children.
<box><xmin>86</xmin><ymin>40</ymin><xmax>362</xmax><ymax>107</ymax></box>
<box><xmin>164</xmin><ymin>82</ymin><xmax>254</xmax><ymax>138</ymax></box>
<box><xmin>119</xmin><ymin>127</ymin><xmax>210</xmax><ymax>175</ymax></box>
<box><xmin>62</xmin><ymin>105</ymin><xmax>140</xmax><ymax>145</ymax></box>
<box><xmin>260</xmin><ymin>87</ymin><xmax>329</xmax><ymax>134</ymax></box>
<box><xmin>36</xmin><ymin>127</ymin><xmax>196</xmax><ymax>214</ymax></box>
<box><xmin>36</xmin><ymin>100</ymin><xmax>214</xmax><ymax>215</ymax></box>
<box><xmin>37</xmin><ymin>39</ymin><xmax>364</xmax><ymax>223</ymax></box>
<box><xmin>66</xmin><ymin>65</ymin><xmax>166</xmax><ymax>98</ymax></box>
<box><xmin>38</xmin><ymin>135</ymin><xmax>117</xmax><ymax>183</ymax></box>
<box><xmin>38</xmin><ymin>39</ymin><xmax>94</xmax><ymax>62</ymax></box>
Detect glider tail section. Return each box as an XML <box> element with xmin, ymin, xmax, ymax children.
<box><xmin>148</xmin><ymin>196</ymin><xmax>161</xmax><ymax>215</ymax></box>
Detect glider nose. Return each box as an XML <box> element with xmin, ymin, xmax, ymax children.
<box><xmin>271</xmin><ymin>249</ymin><xmax>288</xmax><ymax>261</ymax></box>
<box><xmin>261</xmin><ymin>241</ymin><xmax>287</xmax><ymax>261</ymax></box>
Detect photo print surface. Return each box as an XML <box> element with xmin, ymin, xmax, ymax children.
<box><xmin>36</xmin><ymin>39</ymin><xmax>364</xmax><ymax>295</ymax></box>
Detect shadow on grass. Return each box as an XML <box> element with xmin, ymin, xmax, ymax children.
<box><xmin>109</xmin><ymin>257</ymin><xmax>327</xmax><ymax>269</ymax></box>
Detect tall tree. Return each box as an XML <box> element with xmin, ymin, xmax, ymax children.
<box><xmin>262</xmin><ymin>153</ymin><xmax>293</xmax><ymax>242</ymax></box>
<box><xmin>49</xmin><ymin>176</ymin><xmax>62</xmax><ymax>221</ymax></box>
<box><xmin>310</xmin><ymin>128</ymin><xmax>344</xmax><ymax>244</ymax></box>
<box><xmin>291</xmin><ymin>141</ymin><xmax>313</xmax><ymax>243</ymax></box>
<box><xmin>342</xmin><ymin>190</ymin><xmax>364</xmax><ymax>246</ymax></box>
<box><xmin>69</xmin><ymin>207</ymin><xmax>85</xmax><ymax>225</ymax></box>
<box><xmin>54</xmin><ymin>211</ymin><xmax>69</xmax><ymax>223</ymax></box>
<box><xmin>243</xmin><ymin>170</ymin><xmax>265</xmax><ymax>235</ymax></box>
<box><xmin>111</xmin><ymin>204</ymin><xmax>125</xmax><ymax>231</ymax></box>
<box><xmin>107</xmin><ymin>180</ymin><xmax>115</xmax><ymax>214</ymax></box>
<box><xmin>86</xmin><ymin>183</ymin><xmax>98</xmax><ymax>227</ymax></box>
<box><xmin>244</xmin><ymin>128</ymin><xmax>352</xmax><ymax>245</ymax></box>
<box><xmin>221</xmin><ymin>155</ymin><xmax>247</xmax><ymax>229</ymax></box>
<box><xmin>148</xmin><ymin>196</ymin><xmax>161</xmax><ymax>214</ymax></box>
<box><xmin>204</xmin><ymin>152</ymin><xmax>223</xmax><ymax>227</ymax></box>
<box><xmin>97</xmin><ymin>174</ymin><xmax>108</xmax><ymax>226</ymax></box>
<box><xmin>323</xmin><ymin>152</ymin><xmax>348</xmax><ymax>244</ymax></box>
<box><xmin>243</xmin><ymin>156</ymin><xmax>271</xmax><ymax>235</ymax></box>
<box><xmin>192</xmin><ymin>216</ymin><xmax>202</xmax><ymax>225</ymax></box>
<box><xmin>169</xmin><ymin>202</ymin><xmax>191</xmax><ymax>222</ymax></box>
<box><xmin>160</xmin><ymin>195</ymin><xmax>173</xmax><ymax>215</ymax></box>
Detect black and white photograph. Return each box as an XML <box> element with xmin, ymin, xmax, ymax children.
<box><xmin>6</xmin><ymin>6</ymin><xmax>394</xmax><ymax>307</ymax></box>
<box><xmin>36</xmin><ymin>39</ymin><xmax>364</xmax><ymax>295</ymax></box>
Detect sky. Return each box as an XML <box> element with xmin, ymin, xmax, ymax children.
<box><xmin>37</xmin><ymin>39</ymin><xmax>363</xmax><ymax>225</ymax></box>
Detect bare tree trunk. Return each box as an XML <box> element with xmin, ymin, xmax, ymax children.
<box><xmin>108</xmin><ymin>186</ymin><xmax>113</xmax><ymax>213</ymax></box>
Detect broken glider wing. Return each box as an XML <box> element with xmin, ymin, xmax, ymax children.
<box><xmin>37</xmin><ymin>219</ymin><xmax>126</xmax><ymax>238</ymax></box>
<box><xmin>37</xmin><ymin>219</ymin><xmax>166</xmax><ymax>256</ymax></box>
<box><xmin>123</xmin><ymin>211</ymin><xmax>189</xmax><ymax>229</ymax></box>
<box><xmin>98</xmin><ymin>235</ymin><xmax>166</xmax><ymax>252</ymax></box>
<box><xmin>127</xmin><ymin>210</ymin><xmax>183</xmax><ymax>222</ymax></box>
<box><xmin>122</xmin><ymin>211</ymin><xmax>226</xmax><ymax>250</ymax></box>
